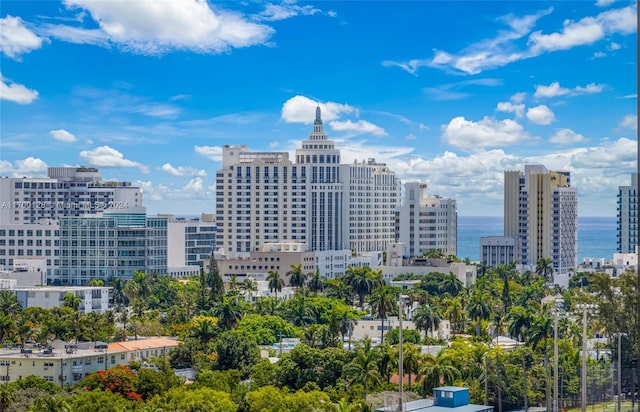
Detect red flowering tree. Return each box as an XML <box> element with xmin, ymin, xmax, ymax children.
<box><xmin>77</xmin><ymin>365</ymin><xmax>140</xmax><ymax>400</ymax></box>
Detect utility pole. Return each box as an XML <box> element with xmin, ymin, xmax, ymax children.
<box><xmin>554</xmin><ymin>299</ymin><xmax>564</xmax><ymax>412</ymax></box>
<box><xmin>398</xmin><ymin>296</ymin><xmax>404</xmax><ymax>412</ymax></box>
<box><xmin>577</xmin><ymin>303</ymin><xmax>597</xmax><ymax>412</ymax></box>
<box><xmin>618</xmin><ymin>333</ymin><xmax>623</xmax><ymax>412</ymax></box>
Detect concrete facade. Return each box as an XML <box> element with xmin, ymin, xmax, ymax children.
<box><xmin>396</xmin><ymin>182</ymin><xmax>457</xmax><ymax>258</ymax></box>
<box><xmin>215</xmin><ymin>108</ymin><xmax>399</xmax><ymax>257</ymax></box>
<box><xmin>617</xmin><ymin>173</ymin><xmax>638</xmax><ymax>254</ymax></box>
<box><xmin>504</xmin><ymin>165</ymin><xmax>577</xmax><ymax>275</ymax></box>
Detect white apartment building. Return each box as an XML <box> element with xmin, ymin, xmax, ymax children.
<box><xmin>165</xmin><ymin>214</ymin><xmax>217</xmax><ymax>272</ymax></box>
<box><xmin>0</xmin><ymin>220</ymin><xmax>60</xmax><ymax>277</ymax></box>
<box><xmin>0</xmin><ymin>337</ymin><xmax>179</xmax><ymax>387</ymax></box>
<box><xmin>215</xmin><ymin>107</ymin><xmax>399</xmax><ymax>257</ymax></box>
<box><xmin>479</xmin><ymin>236</ymin><xmax>517</xmax><ymax>268</ymax></box>
<box><xmin>10</xmin><ymin>286</ymin><xmax>110</xmax><ymax>314</ymax></box>
<box><xmin>395</xmin><ymin>182</ymin><xmax>457</xmax><ymax>257</ymax></box>
<box><xmin>0</xmin><ymin>167</ymin><xmax>142</xmax><ymax>225</ymax></box>
<box><xmin>504</xmin><ymin>165</ymin><xmax>577</xmax><ymax>275</ymax></box>
<box><xmin>617</xmin><ymin>173</ymin><xmax>638</xmax><ymax>254</ymax></box>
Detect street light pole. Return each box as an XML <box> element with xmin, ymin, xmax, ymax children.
<box><xmin>618</xmin><ymin>333</ymin><xmax>623</xmax><ymax>412</ymax></box>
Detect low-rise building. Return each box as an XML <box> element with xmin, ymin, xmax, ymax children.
<box><xmin>0</xmin><ymin>337</ymin><xmax>180</xmax><ymax>387</ymax></box>
<box><xmin>479</xmin><ymin>236</ymin><xmax>517</xmax><ymax>269</ymax></box>
<box><xmin>9</xmin><ymin>286</ymin><xmax>110</xmax><ymax>314</ymax></box>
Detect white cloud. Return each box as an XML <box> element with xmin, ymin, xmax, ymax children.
<box><xmin>423</xmin><ymin>78</ymin><xmax>503</xmax><ymax>101</ymax></box>
<box><xmin>329</xmin><ymin>120</ymin><xmax>387</xmax><ymax>137</ymax></box>
<box><xmin>0</xmin><ymin>15</ymin><xmax>43</xmax><ymax>60</ymax></box>
<box><xmin>441</xmin><ymin>116</ymin><xmax>529</xmax><ymax>149</ymax></box>
<box><xmin>0</xmin><ymin>157</ymin><xmax>49</xmax><ymax>177</ymax></box>
<box><xmin>570</xmin><ymin>137</ymin><xmax>637</xmax><ymax>168</ymax></box>
<box><xmin>383</xmin><ymin>4</ymin><xmax>636</xmax><ymax>75</ymax></box>
<box><xmin>608</xmin><ymin>42</ymin><xmax>621</xmax><ymax>50</ymax></box>
<box><xmin>382</xmin><ymin>8</ymin><xmax>552</xmax><ymax>75</ymax></box>
<box><xmin>619</xmin><ymin>114</ymin><xmax>638</xmax><ymax>130</ymax></box>
<box><xmin>49</xmin><ymin>0</ymin><xmax>274</xmax><ymax>54</ymax></box>
<box><xmin>194</xmin><ymin>145</ymin><xmax>223</xmax><ymax>161</ymax></box>
<box><xmin>79</xmin><ymin>145</ymin><xmax>148</xmax><ymax>172</ymax></box>
<box><xmin>592</xmin><ymin>51</ymin><xmax>606</xmax><ymax>58</ymax></box>
<box><xmin>496</xmin><ymin>101</ymin><xmax>525</xmax><ymax>118</ymax></box>
<box><xmin>527</xmin><ymin>105</ymin><xmax>555</xmax><ymax>125</ymax></box>
<box><xmin>0</xmin><ymin>73</ymin><xmax>38</xmax><ymax>104</ymax></box>
<box><xmin>596</xmin><ymin>0</ymin><xmax>616</xmax><ymax>7</ymax></box>
<box><xmin>281</xmin><ymin>95</ymin><xmax>356</xmax><ymax>124</ymax></box>
<box><xmin>49</xmin><ymin>129</ymin><xmax>77</xmax><ymax>143</ymax></box>
<box><xmin>254</xmin><ymin>3</ymin><xmax>321</xmax><ymax>21</ymax></box>
<box><xmin>135</xmin><ymin>177</ymin><xmax>213</xmax><ymax>202</ymax></box>
<box><xmin>529</xmin><ymin>4</ymin><xmax>637</xmax><ymax>53</ymax></box>
<box><xmin>160</xmin><ymin>163</ymin><xmax>207</xmax><ymax>177</ymax></box>
<box><xmin>534</xmin><ymin>81</ymin><xmax>604</xmax><ymax>98</ymax></box>
<box><xmin>549</xmin><ymin>128</ymin><xmax>587</xmax><ymax>145</ymax></box>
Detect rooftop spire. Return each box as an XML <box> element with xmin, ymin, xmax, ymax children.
<box><xmin>314</xmin><ymin>105</ymin><xmax>322</xmax><ymax>125</ymax></box>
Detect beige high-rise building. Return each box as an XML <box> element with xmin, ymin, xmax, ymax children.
<box><xmin>504</xmin><ymin>165</ymin><xmax>577</xmax><ymax>275</ymax></box>
<box><xmin>215</xmin><ymin>107</ymin><xmax>399</xmax><ymax>257</ymax></box>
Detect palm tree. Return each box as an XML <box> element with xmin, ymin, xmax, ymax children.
<box><xmin>307</xmin><ymin>269</ymin><xmax>324</xmax><ymax>296</ymax></box>
<box><xmin>468</xmin><ymin>293</ymin><xmax>492</xmax><ymax>337</ymax></box>
<box><xmin>285</xmin><ymin>297</ymin><xmax>315</xmax><ymax>326</ymax></box>
<box><xmin>31</xmin><ymin>394</ymin><xmax>71</xmax><ymax>412</ymax></box>
<box><xmin>398</xmin><ymin>343</ymin><xmax>421</xmax><ymax>390</ymax></box>
<box><xmin>324</xmin><ymin>277</ymin><xmax>352</xmax><ymax>304</ymax></box>
<box><xmin>0</xmin><ymin>290</ymin><xmax>21</xmax><ymax>316</ymax></box>
<box><xmin>62</xmin><ymin>292</ymin><xmax>82</xmax><ymax>311</ymax></box>
<box><xmin>0</xmin><ymin>313</ymin><xmax>15</xmax><ymax>344</ymax></box>
<box><xmin>535</xmin><ymin>257</ymin><xmax>554</xmax><ymax>284</ymax></box>
<box><xmin>0</xmin><ymin>382</ymin><xmax>16</xmax><ymax>412</ymax></box>
<box><xmin>440</xmin><ymin>273</ymin><xmax>463</xmax><ymax>297</ymax></box>
<box><xmin>212</xmin><ymin>297</ymin><xmax>244</xmax><ymax>330</ymax></box>
<box><xmin>287</xmin><ymin>264</ymin><xmax>307</xmax><ymax>293</ymax></box>
<box><xmin>527</xmin><ymin>313</ymin><xmax>553</xmax><ymax>412</ymax></box>
<box><xmin>413</xmin><ymin>304</ymin><xmax>441</xmax><ymax>338</ymax></box>
<box><xmin>107</xmin><ymin>276</ymin><xmax>126</xmax><ymax>308</ymax></box>
<box><xmin>343</xmin><ymin>266</ymin><xmax>384</xmax><ymax>309</ymax></box>
<box><xmin>191</xmin><ymin>316</ymin><xmax>217</xmax><ymax>351</ymax></box>
<box><xmin>369</xmin><ymin>285</ymin><xmax>397</xmax><ymax>344</ymax></box>
<box><xmin>267</xmin><ymin>270</ymin><xmax>284</xmax><ymax>300</ymax></box>
<box><xmin>419</xmin><ymin>353</ymin><xmax>459</xmax><ymax>396</ymax></box>
<box><xmin>443</xmin><ymin>297</ymin><xmax>465</xmax><ymax>334</ymax></box>
<box><xmin>344</xmin><ymin>337</ymin><xmax>382</xmax><ymax>401</ymax></box>
<box><xmin>240</xmin><ymin>278</ymin><xmax>258</xmax><ymax>301</ymax></box>
<box><xmin>228</xmin><ymin>275</ymin><xmax>239</xmax><ymax>291</ymax></box>
<box><xmin>507</xmin><ymin>305</ymin><xmax>533</xmax><ymax>342</ymax></box>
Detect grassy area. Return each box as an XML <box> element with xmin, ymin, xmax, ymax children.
<box><xmin>566</xmin><ymin>401</ymin><xmax>637</xmax><ymax>412</ymax></box>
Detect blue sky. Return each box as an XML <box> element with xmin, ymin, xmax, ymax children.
<box><xmin>0</xmin><ymin>0</ymin><xmax>637</xmax><ymax>216</ymax></box>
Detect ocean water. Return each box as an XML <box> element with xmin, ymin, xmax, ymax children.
<box><xmin>457</xmin><ymin>216</ymin><xmax>617</xmax><ymax>262</ymax></box>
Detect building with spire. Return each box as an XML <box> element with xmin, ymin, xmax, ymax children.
<box><xmin>215</xmin><ymin>107</ymin><xmax>399</xmax><ymax>259</ymax></box>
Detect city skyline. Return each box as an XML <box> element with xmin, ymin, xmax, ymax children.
<box><xmin>1</xmin><ymin>1</ymin><xmax>637</xmax><ymax>216</ymax></box>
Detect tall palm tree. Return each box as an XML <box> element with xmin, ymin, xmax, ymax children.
<box><xmin>535</xmin><ymin>257</ymin><xmax>554</xmax><ymax>284</ymax></box>
<box><xmin>324</xmin><ymin>277</ymin><xmax>352</xmax><ymax>304</ymax></box>
<box><xmin>396</xmin><ymin>343</ymin><xmax>420</xmax><ymax>390</ymax></box>
<box><xmin>107</xmin><ymin>276</ymin><xmax>126</xmax><ymax>308</ymax></box>
<box><xmin>419</xmin><ymin>353</ymin><xmax>459</xmax><ymax>396</ymax></box>
<box><xmin>307</xmin><ymin>269</ymin><xmax>324</xmax><ymax>296</ymax></box>
<box><xmin>507</xmin><ymin>305</ymin><xmax>533</xmax><ymax>342</ymax></box>
<box><xmin>344</xmin><ymin>266</ymin><xmax>384</xmax><ymax>309</ymax></box>
<box><xmin>191</xmin><ymin>316</ymin><xmax>217</xmax><ymax>351</ymax></box>
<box><xmin>443</xmin><ymin>297</ymin><xmax>465</xmax><ymax>334</ymax></box>
<box><xmin>369</xmin><ymin>285</ymin><xmax>397</xmax><ymax>344</ymax></box>
<box><xmin>527</xmin><ymin>313</ymin><xmax>553</xmax><ymax>412</ymax></box>
<box><xmin>31</xmin><ymin>394</ymin><xmax>71</xmax><ymax>412</ymax></box>
<box><xmin>468</xmin><ymin>293</ymin><xmax>492</xmax><ymax>337</ymax></box>
<box><xmin>267</xmin><ymin>270</ymin><xmax>284</xmax><ymax>300</ymax></box>
<box><xmin>240</xmin><ymin>278</ymin><xmax>258</xmax><ymax>301</ymax></box>
<box><xmin>413</xmin><ymin>304</ymin><xmax>441</xmax><ymax>338</ymax></box>
<box><xmin>344</xmin><ymin>337</ymin><xmax>382</xmax><ymax>401</ymax></box>
<box><xmin>0</xmin><ymin>313</ymin><xmax>15</xmax><ymax>345</ymax></box>
<box><xmin>62</xmin><ymin>292</ymin><xmax>82</xmax><ymax>311</ymax></box>
<box><xmin>287</xmin><ymin>264</ymin><xmax>307</xmax><ymax>293</ymax></box>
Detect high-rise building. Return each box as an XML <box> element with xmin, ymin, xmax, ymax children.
<box><xmin>504</xmin><ymin>165</ymin><xmax>577</xmax><ymax>274</ymax></box>
<box><xmin>165</xmin><ymin>214</ymin><xmax>217</xmax><ymax>270</ymax></box>
<box><xmin>56</xmin><ymin>209</ymin><xmax>167</xmax><ymax>285</ymax></box>
<box><xmin>395</xmin><ymin>182</ymin><xmax>457</xmax><ymax>257</ymax></box>
<box><xmin>215</xmin><ymin>107</ymin><xmax>398</xmax><ymax>256</ymax></box>
<box><xmin>617</xmin><ymin>173</ymin><xmax>638</xmax><ymax>254</ymax></box>
<box><xmin>0</xmin><ymin>167</ymin><xmax>142</xmax><ymax>225</ymax></box>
